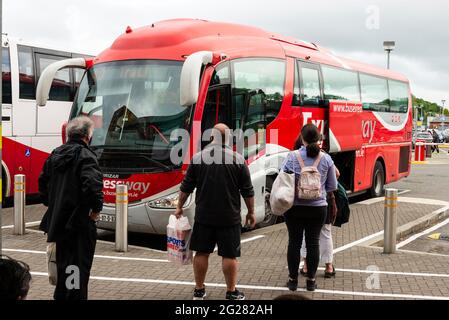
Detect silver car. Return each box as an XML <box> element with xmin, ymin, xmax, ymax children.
<box><xmin>412</xmin><ymin>131</ymin><xmax>433</xmax><ymax>148</ymax></box>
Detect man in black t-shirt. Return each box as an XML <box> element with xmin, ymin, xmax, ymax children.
<box><xmin>175</xmin><ymin>123</ymin><xmax>255</xmax><ymax>301</ymax></box>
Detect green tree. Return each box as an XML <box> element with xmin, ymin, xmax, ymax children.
<box><xmin>412</xmin><ymin>95</ymin><xmax>447</xmax><ymax>121</ymax></box>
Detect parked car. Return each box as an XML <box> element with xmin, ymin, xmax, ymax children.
<box><xmin>412</xmin><ymin>131</ymin><xmax>433</xmax><ymax>148</ymax></box>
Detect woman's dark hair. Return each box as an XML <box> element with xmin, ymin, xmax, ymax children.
<box><xmin>301</xmin><ymin>124</ymin><xmax>321</xmax><ymax>158</ymax></box>
<box><xmin>293</xmin><ymin>134</ymin><xmax>303</xmax><ymax>150</ymax></box>
<box><xmin>0</xmin><ymin>256</ymin><xmax>32</xmax><ymax>300</ymax></box>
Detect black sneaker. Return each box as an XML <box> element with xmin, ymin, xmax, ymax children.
<box><xmin>306</xmin><ymin>279</ymin><xmax>317</xmax><ymax>292</ymax></box>
<box><xmin>287</xmin><ymin>278</ymin><xmax>298</xmax><ymax>291</ymax></box>
<box><xmin>226</xmin><ymin>290</ymin><xmax>245</xmax><ymax>300</ymax></box>
<box><xmin>193</xmin><ymin>287</ymin><xmax>207</xmax><ymax>300</ymax></box>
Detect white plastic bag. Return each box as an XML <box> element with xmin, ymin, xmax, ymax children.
<box><xmin>167</xmin><ymin>215</ymin><xmax>193</xmax><ymax>265</ymax></box>
<box><xmin>46</xmin><ymin>242</ymin><xmax>57</xmax><ymax>286</ymax></box>
<box><xmin>269</xmin><ymin>170</ymin><xmax>295</xmax><ymax>216</ymax></box>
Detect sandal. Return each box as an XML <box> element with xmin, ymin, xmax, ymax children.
<box><xmin>324</xmin><ymin>265</ymin><xmax>336</xmax><ymax>278</ymax></box>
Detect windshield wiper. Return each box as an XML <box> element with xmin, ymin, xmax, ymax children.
<box><xmin>132</xmin><ymin>153</ymin><xmax>173</xmax><ymax>171</ymax></box>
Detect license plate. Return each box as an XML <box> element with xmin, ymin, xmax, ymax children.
<box><xmin>99</xmin><ymin>214</ymin><xmax>115</xmax><ymax>223</ymax></box>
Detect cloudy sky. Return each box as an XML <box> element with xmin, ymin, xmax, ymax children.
<box><xmin>3</xmin><ymin>0</ymin><xmax>449</xmax><ymax>106</ymax></box>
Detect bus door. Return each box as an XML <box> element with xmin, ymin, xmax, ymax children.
<box><xmin>201</xmin><ymin>84</ymin><xmax>232</xmax><ymax>147</ymax></box>
<box><xmin>2</xmin><ymin>46</ymin><xmax>13</xmax><ymax>137</ymax></box>
<box><xmin>296</xmin><ymin>61</ymin><xmax>328</xmax><ymax>151</ymax></box>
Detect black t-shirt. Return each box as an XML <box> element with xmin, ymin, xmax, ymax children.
<box><xmin>180</xmin><ymin>144</ymin><xmax>255</xmax><ymax>226</ymax></box>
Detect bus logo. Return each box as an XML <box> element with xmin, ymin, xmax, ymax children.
<box><xmin>362</xmin><ymin>120</ymin><xmax>376</xmax><ymax>144</ymax></box>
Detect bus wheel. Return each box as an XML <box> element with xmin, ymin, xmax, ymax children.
<box><xmin>369</xmin><ymin>161</ymin><xmax>385</xmax><ymax>198</ymax></box>
<box><xmin>256</xmin><ymin>176</ymin><xmax>279</xmax><ymax>229</ymax></box>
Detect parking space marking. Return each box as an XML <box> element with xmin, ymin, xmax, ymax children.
<box><xmin>316</xmin><ymin>267</ymin><xmax>449</xmax><ymax>278</ymax></box>
<box><xmin>241</xmin><ymin>235</ymin><xmax>266</xmax><ymax>244</ymax></box>
<box><xmin>333</xmin><ymin>230</ymin><xmax>384</xmax><ymax>254</ymax></box>
<box><xmin>357</xmin><ymin>194</ymin><xmax>447</xmax><ymax>206</ymax></box>
<box><xmin>28</xmin><ymin>271</ymin><xmax>449</xmax><ymax>300</ymax></box>
<box><xmin>1</xmin><ymin>221</ymin><xmax>41</xmax><ymax>229</ymax></box>
<box><xmin>3</xmin><ymin>248</ymin><xmax>169</xmax><ymax>263</ymax></box>
<box><xmin>397</xmin><ymin>214</ymin><xmax>449</xmax><ymax>249</ymax></box>
<box><xmin>397</xmin><ymin>249</ymin><xmax>449</xmax><ymax>258</ymax></box>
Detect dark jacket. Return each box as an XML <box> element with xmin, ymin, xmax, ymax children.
<box><xmin>38</xmin><ymin>140</ymin><xmax>104</xmax><ymax>242</ymax></box>
<box><xmin>180</xmin><ymin>143</ymin><xmax>255</xmax><ymax>226</ymax></box>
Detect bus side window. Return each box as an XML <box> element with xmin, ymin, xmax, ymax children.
<box><xmin>300</xmin><ymin>65</ymin><xmax>321</xmax><ymax>106</ymax></box>
<box><xmin>2</xmin><ymin>48</ymin><xmax>12</xmax><ymax>104</ymax></box>
<box><xmin>18</xmin><ymin>45</ymin><xmax>36</xmax><ymax>100</ymax></box>
<box><xmin>36</xmin><ymin>54</ymin><xmax>72</xmax><ymax>102</ymax></box>
<box><xmin>360</xmin><ymin>74</ymin><xmax>390</xmax><ymax>112</ymax></box>
<box><xmin>322</xmin><ymin>66</ymin><xmax>360</xmax><ymax>102</ymax></box>
<box><xmin>232</xmin><ymin>59</ymin><xmax>285</xmax><ymax>158</ymax></box>
<box><xmin>232</xmin><ymin>59</ymin><xmax>285</xmax><ymax>131</ymax></box>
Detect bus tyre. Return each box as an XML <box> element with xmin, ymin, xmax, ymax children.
<box><xmin>256</xmin><ymin>176</ymin><xmax>279</xmax><ymax>229</ymax></box>
<box><xmin>369</xmin><ymin>161</ymin><xmax>385</xmax><ymax>198</ymax></box>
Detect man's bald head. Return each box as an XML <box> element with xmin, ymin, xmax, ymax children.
<box><xmin>212</xmin><ymin>123</ymin><xmax>230</xmax><ymax>145</ymax></box>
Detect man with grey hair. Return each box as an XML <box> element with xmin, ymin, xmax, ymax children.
<box><xmin>39</xmin><ymin>116</ymin><xmax>103</xmax><ymax>300</ymax></box>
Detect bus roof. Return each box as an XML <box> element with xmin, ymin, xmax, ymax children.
<box><xmin>94</xmin><ymin>18</ymin><xmax>408</xmax><ymax>83</ymax></box>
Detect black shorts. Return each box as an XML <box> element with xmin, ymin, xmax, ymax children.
<box><xmin>189</xmin><ymin>223</ymin><xmax>241</xmax><ymax>258</ymax></box>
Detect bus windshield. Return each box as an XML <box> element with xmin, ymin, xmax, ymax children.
<box><xmin>72</xmin><ymin>60</ymin><xmax>190</xmax><ymax>173</ymax></box>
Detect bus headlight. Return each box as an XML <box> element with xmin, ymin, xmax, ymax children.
<box><xmin>147</xmin><ymin>192</ymin><xmax>191</xmax><ymax>209</ymax></box>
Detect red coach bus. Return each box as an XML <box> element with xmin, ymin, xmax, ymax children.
<box><xmin>37</xmin><ymin>19</ymin><xmax>412</xmax><ymax>234</ymax></box>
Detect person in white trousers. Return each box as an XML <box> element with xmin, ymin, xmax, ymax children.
<box><xmin>300</xmin><ymin>167</ymin><xmax>340</xmax><ymax>278</ymax></box>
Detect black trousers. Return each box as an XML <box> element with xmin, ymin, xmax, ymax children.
<box><xmin>54</xmin><ymin>221</ymin><xmax>97</xmax><ymax>300</ymax></box>
<box><xmin>284</xmin><ymin>205</ymin><xmax>327</xmax><ymax>280</ymax></box>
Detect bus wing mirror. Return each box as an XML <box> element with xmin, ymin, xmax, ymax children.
<box><xmin>180</xmin><ymin>51</ymin><xmax>214</xmax><ymax>107</ymax></box>
<box><xmin>36</xmin><ymin>58</ymin><xmax>87</xmax><ymax>107</ymax></box>
<box><xmin>62</xmin><ymin>122</ymin><xmax>68</xmax><ymax>144</ymax></box>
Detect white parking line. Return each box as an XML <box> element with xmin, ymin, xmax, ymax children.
<box><xmin>241</xmin><ymin>235</ymin><xmax>266</xmax><ymax>244</ymax></box>
<box><xmin>316</xmin><ymin>267</ymin><xmax>449</xmax><ymax>278</ymax></box>
<box><xmin>357</xmin><ymin>194</ymin><xmax>449</xmax><ymax>206</ymax></box>
<box><xmin>333</xmin><ymin>231</ymin><xmax>384</xmax><ymax>254</ymax></box>
<box><xmin>397</xmin><ymin>214</ymin><xmax>449</xmax><ymax>249</ymax></box>
<box><xmin>1</xmin><ymin>221</ymin><xmax>42</xmax><ymax>229</ymax></box>
<box><xmin>2</xmin><ymin>248</ymin><xmax>169</xmax><ymax>263</ymax></box>
<box><xmin>28</xmin><ymin>272</ymin><xmax>449</xmax><ymax>300</ymax></box>
<box><xmin>10</xmin><ymin>247</ymin><xmax>449</xmax><ymax>279</ymax></box>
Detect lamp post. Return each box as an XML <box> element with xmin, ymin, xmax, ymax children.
<box><xmin>442</xmin><ymin>100</ymin><xmax>446</xmax><ymax>116</ymax></box>
<box><xmin>383</xmin><ymin>41</ymin><xmax>396</xmax><ymax>69</ymax></box>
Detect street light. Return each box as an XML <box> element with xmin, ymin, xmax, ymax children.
<box><xmin>383</xmin><ymin>41</ymin><xmax>395</xmax><ymax>69</ymax></box>
<box><xmin>442</xmin><ymin>99</ymin><xmax>446</xmax><ymax>116</ymax></box>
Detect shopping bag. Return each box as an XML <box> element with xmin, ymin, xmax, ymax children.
<box><xmin>269</xmin><ymin>170</ymin><xmax>295</xmax><ymax>216</ymax></box>
<box><xmin>46</xmin><ymin>242</ymin><xmax>57</xmax><ymax>286</ymax></box>
<box><xmin>167</xmin><ymin>215</ymin><xmax>193</xmax><ymax>265</ymax></box>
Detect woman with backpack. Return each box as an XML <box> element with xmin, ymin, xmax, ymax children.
<box><xmin>300</xmin><ymin>167</ymin><xmax>340</xmax><ymax>279</ymax></box>
<box><xmin>282</xmin><ymin>124</ymin><xmax>338</xmax><ymax>292</ymax></box>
